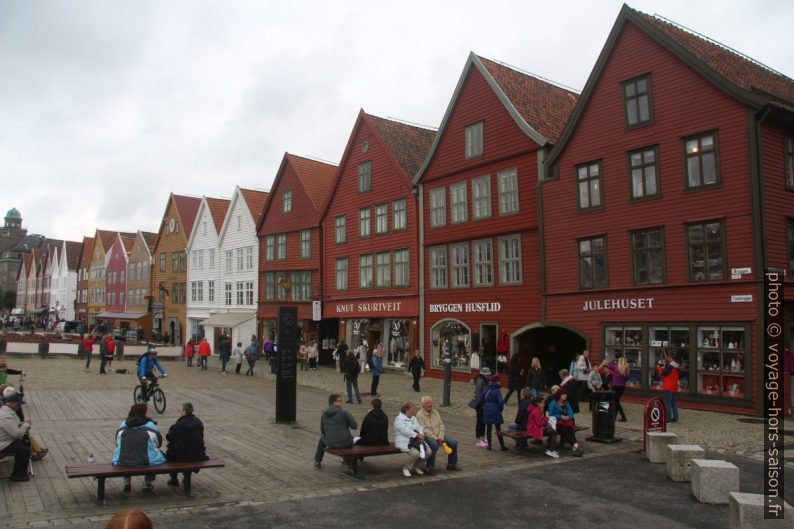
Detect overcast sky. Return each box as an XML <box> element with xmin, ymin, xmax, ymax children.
<box><xmin>2</xmin><ymin>0</ymin><xmax>792</xmax><ymax>242</ymax></box>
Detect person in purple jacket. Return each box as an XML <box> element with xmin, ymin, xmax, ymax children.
<box><xmin>607</xmin><ymin>355</ymin><xmax>629</xmax><ymax>422</ymax></box>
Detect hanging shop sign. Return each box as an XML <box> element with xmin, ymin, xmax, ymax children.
<box><xmin>581</xmin><ymin>297</ymin><xmax>655</xmax><ymax>311</ymax></box>
<box><xmin>312</xmin><ymin>300</ymin><xmax>322</xmax><ymax>321</ymax></box>
<box><xmin>730</xmin><ymin>294</ymin><xmax>753</xmax><ymax>303</ymax></box>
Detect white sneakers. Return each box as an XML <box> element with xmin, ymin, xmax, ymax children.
<box><xmin>402</xmin><ymin>467</ymin><xmax>412</xmax><ymax>478</ymax></box>
<box><xmin>403</xmin><ymin>466</ymin><xmax>425</xmax><ymax>477</ymax></box>
<box><xmin>545</xmin><ymin>450</ymin><xmax>560</xmax><ymax>458</ymax></box>
<box><xmin>414</xmin><ymin>467</ymin><xmax>424</xmax><ymax>475</ymax></box>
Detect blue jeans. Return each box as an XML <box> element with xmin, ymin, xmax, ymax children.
<box><xmin>425</xmin><ymin>436</ymin><xmax>458</xmax><ymax>470</ymax></box>
<box><xmin>531</xmin><ymin>388</ymin><xmax>542</xmax><ymax>398</ymax></box>
<box><xmin>314</xmin><ymin>436</ymin><xmax>327</xmax><ymax>464</ymax></box>
<box><xmin>664</xmin><ymin>391</ymin><xmax>678</xmax><ymax>421</ymax></box>
<box><xmin>246</xmin><ymin>358</ymin><xmax>256</xmax><ymax>375</ymax></box>
<box><xmin>345</xmin><ymin>377</ymin><xmax>361</xmax><ymax>403</ymax></box>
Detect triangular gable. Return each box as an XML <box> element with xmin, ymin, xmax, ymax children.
<box><xmin>186</xmin><ymin>196</ymin><xmax>229</xmax><ymax>250</ymax></box>
<box><xmin>240</xmin><ymin>189</ymin><xmax>270</xmax><ymax>227</ymax></box>
<box><xmin>17</xmin><ymin>253</ymin><xmax>30</xmax><ymax>283</ymax></box>
<box><xmin>64</xmin><ymin>240</ymin><xmax>83</xmax><ymax>270</ymax></box>
<box><xmin>218</xmin><ymin>186</ymin><xmax>258</xmax><ymax>243</ymax></box>
<box><xmin>153</xmin><ymin>193</ymin><xmax>201</xmax><ymax>251</ymax></box>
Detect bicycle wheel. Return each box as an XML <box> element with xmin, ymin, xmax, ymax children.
<box><xmin>133</xmin><ymin>385</ymin><xmax>144</xmax><ymax>403</ymax></box>
<box><xmin>152</xmin><ymin>388</ymin><xmax>166</xmax><ymax>414</ymax></box>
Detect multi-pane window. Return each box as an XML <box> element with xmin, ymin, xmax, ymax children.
<box><xmin>172</xmin><ymin>252</ymin><xmax>179</xmax><ymax>273</ymax></box>
<box><xmin>375</xmin><ymin>204</ymin><xmax>388</xmax><ymax>234</ymax></box>
<box><xmin>300</xmin><ymin>230</ymin><xmax>311</xmax><ymax>258</ymax></box>
<box><xmin>159</xmin><ymin>253</ymin><xmax>166</xmax><ymax>272</ymax></box>
<box><xmin>394</xmin><ymin>249</ymin><xmax>409</xmax><ymax>287</ymax></box>
<box><xmin>787</xmin><ymin>219</ymin><xmax>794</xmax><ymax>277</ymax></box>
<box><xmin>291</xmin><ymin>272</ymin><xmax>310</xmax><ymax>301</ymax></box>
<box><xmin>785</xmin><ymin>137</ymin><xmax>793</xmax><ymax>189</ymax></box>
<box><xmin>498</xmin><ymin>169</ymin><xmax>518</xmax><ymax>215</ymax></box>
<box><xmin>209</xmin><ymin>249</ymin><xmax>215</xmax><ymax>269</ymax></box>
<box><xmin>579</xmin><ymin>236</ymin><xmax>607</xmax><ymax>289</ymax></box>
<box><xmin>359</xmin><ymin>255</ymin><xmax>373</xmax><ymax>288</ymax></box>
<box><xmin>430</xmin><ymin>188</ymin><xmax>446</xmax><ymax>227</ymax></box>
<box><xmin>632</xmin><ymin>228</ymin><xmax>665</xmax><ymax>285</ymax></box>
<box><xmin>577</xmin><ymin>162</ymin><xmax>602</xmax><ymax>209</ymax></box>
<box><xmin>685</xmin><ymin>132</ymin><xmax>718</xmax><ymax>188</ymax></box>
<box><xmin>430</xmin><ymin>246</ymin><xmax>447</xmax><ymax>289</ymax></box>
<box><xmin>465</xmin><ymin>121</ymin><xmax>483</xmax><ymax>158</ymax></box>
<box><xmin>180</xmin><ymin>252</ymin><xmax>186</xmax><ymax>272</ymax></box>
<box><xmin>358</xmin><ymin>161</ymin><xmax>372</xmax><ymax>193</ymax></box>
<box><xmin>207</xmin><ymin>281</ymin><xmax>214</xmax><ymax>303</ymax></box>
<box><xmin>192</xmin><ymin>251</ymin><xmax>200</xmax><ymax>270</ymax></box>
<box><xmin>687</xmin><ymin>220</ymin><xmax>725</xmax><ymax>281</ymax></box>
<box><xmin>359</xmin><ymin>208</ymin><xmax>371</xmax><ymax>237</ymax></box>
<box><xmin>198</xmin><ymin>250</ymin><xmax>204</xmax><ymax>270</ymax></box>
<box><xmin>277</xmin><ymin>234</ymin><xmax>287</xmax><ymax>260</ymax></box>
<box><xmin>237</xmin><ymin>248</ymin><xmax>244</xmax><ymax>271</ymax></box>
<box><xmin>276</xmin><ymin>272</ymin><xmax>288</xmax><ymax>300</ymax></box>
<box><xmin>171</xmin><ymin>282</ymin><xmax>178</xmax><ymax>303</ymax></box>
<box><xmin>226</xmin><ymin>250</ymin><xmax>233</xmax><ymax>273</ymax></box>
<box><xmin>623</xmin><ymin>75</ymin><xmax>652</xmax><ymax>127</ymax></box>
<box><xmin>265</xmin><ymin>236</ymin><xmax>274</xmax><ymax>261</ymax></box>
<box><xmin>450</xmin><ymin>243</ymin><xmax>470</xmax><ymax>288</ymax></box>
<box><xmin>499</xmin><ymin>235</ymin><xmax>522</xmax><ymax>285</ymax></box>
<box><xmin>191</xmin><ymin>281</ymin><xmax>198</xmax><ymax>302</ymax></box>
<box><xmin>335</xmin><ymin>258</ymin><xmax>348</xmax><ymax>291</ymax></box>
<box><xmin>245</xmin><ymin>281</ymin><xmax>254</xmax><ymax>305</ymax></box>
<box><xmin>225</xmin><ymin>283</ymin><xmax>232</xmax><ymax>306</ymax></box>
<box><xmin>335</xmin><ymin>216</ymin><xmax>346</xmax><ymax>244</ymax></box>
<box><xmin>265</xmin><ymin>273</ymin><xmax>274</xmax><ymax>300</ymax></box>
<box><xmin>236</xmin><ymin>281</ymin><xmax>244</xmax><ymax>305</ymax></box>
<box><xmin>472</xmin><ymin>176</ymin><xmax>492</xmax><ymax>219</ymax></box>
<box><xmin>393</xmin><ymin>199</ymin><xmax>407</xmax><ymax>230</ymax></box>
<box><xmin>283</xmin><ymin>190</ymin><xmax>292</xmax><ymax>213</ymax></box>
<box><xmin>472</xmin><ymin>239</ymin><xmax>493</xmax><ymax>286</ymax></box>
<box><xmin>629</xmin><ymin>147</ymin><xmax>659</xmax><ymax>199</ymax></box>
<box><xmin>376</xmin><ymin>252</ymin><xmax>390</xmax><ymax>287</ymax></box>
<box><xmin>451</xmin><ymin>182</ymin><xmax>467</xmax><ymax>223</ymax></box>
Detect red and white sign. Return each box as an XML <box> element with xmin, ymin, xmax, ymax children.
<box><xmin>642</xmin><ymin>396</ymin><xmax>667</xmax><ymax>451</ymax></box>
<box><xmin>323</xmin><ymin>297</ymin><xmax>418</xmax><ymax>318</ymax></box>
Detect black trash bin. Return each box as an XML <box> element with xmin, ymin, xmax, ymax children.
<box><xmin>586</xmin><ymin>390</ymin><xmax>622</xmax><ymax>444</ymax></box>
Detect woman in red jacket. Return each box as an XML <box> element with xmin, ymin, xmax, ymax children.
<box><xmin>82</xmin><ymin>334</ymin><xmax>98</xmax><ymax>372</ymax></box>
<box><xmin>197</xmin><ymin>337</ymin><xmax>211</xmax><ymax>371</ymax></box>
<box><xmin>184</xmin><ymin>338</ymin><xmax>196</xmax><ymax>367</ymax></box>
<box><xmin>527</xmin><ymin>397</ymin><xmax>558</xmax><ymax>458</ymax></box>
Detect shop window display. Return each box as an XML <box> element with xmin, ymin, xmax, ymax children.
<box><xmin>648</xmin><ymin>327</ymin><xmax>689</xmax><ymax>393</ymax></box>
<box><xmin>696</xmin><ymin>326</ymin><xmax>745</xmax><ymax>398</ymax></box>
<box><xmin>604</xmin><ymin>326</ymin><xmax>643</xmax><ymax>388</ymax></box>
<box><xmin>431</xmin><ymin>320</ymin><xmax>471</xmax><ymax>371</ymax></box>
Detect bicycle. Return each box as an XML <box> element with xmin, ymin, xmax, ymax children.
<box><xmin>133</xmin><ymin>376</ymin><xmax>167</xmax><ymax>414</ymax></box>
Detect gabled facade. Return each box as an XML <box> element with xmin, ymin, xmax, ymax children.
<box><xmin>51</xmin><ymin>240</ymin><xmax>81</xmax><ymax>322</ymax></box>
<box><xmin>415</xmin><ymin>53</ymin><xmax>578</xmax><ymax>378</ymax></box>
<box><xmin>321</xmin><ymin>111</ymin><xmax>436</xmax><ymax>364</ymax></box>
<box><xmin>42</xmin><ymin>245</ymin><xmax>57</xmax><ymax>319</ymax></box>
<box><xmin>121</xmin><ymin>230</ymin><xmax>157</xmax><ymax>339</ymax></box>
<box><xmin>258</xmin><ymin>153</ymin><xmax>336</xmax><ymax>349</ymax></box>
<box><xmin>26</xmin><ymin>247</ymin><xmax>40</xmax><ymax>314</ymax></box>
<box><xmin>104</xmin><ymin>233</ymin><xmax>135</xmax><ymax>313</ymax></box>
<box><xmin>186</xmin><ymin>196</ymin><xmax>230</xmax><ymax>341</ymax></box>
<box><xmin>15</xmin><ymin>253</ymin><xmax>30</xmax><ymax>313</ymax></box>
<box><xmin>210</xmin><ymin>187</ymin><xmax>269</xmax><ymax>347</ymax></box>
<box><xmin>150</xmin><ymin>193</ymin><xmax>201</xmax><ymax>344</ymax></box>
<box><xmin>86</xmin><ymin>230</ymin><xmax>116</xmax><ymax>326</ymax></box>
<box><xmin>540</xmin><ymin>5</ymin><xmax>794</xmax><ymax>414</ymax></box>
<box><xmin>75</xmin><ymin>237</ymin><xmax>94</xmax><ymax>325</ymax></box>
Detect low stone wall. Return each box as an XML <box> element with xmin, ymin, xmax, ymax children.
<box><xmin>48</xmin><ymin>343</ymin><xmax>80</xmax><ymax>355</ymax></box>
<box><xmin>125</xmin><ymin>345</ymin><xmax>183</xmax><ymax>358</ymax></box>
<box><xmin>6</xmin><ymin>342</ymin><xmax>40</xmax><ymax>354</ymax></box>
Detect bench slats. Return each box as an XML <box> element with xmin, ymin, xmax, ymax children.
<box><xmin>66</xmin><ymin>459</ymin><xmax>225</xmax><ymax>479</ymax></box>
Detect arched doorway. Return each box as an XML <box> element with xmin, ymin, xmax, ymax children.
<box><xmin>512</xmin><ymin>323</ymin><xmax>587</xmax><ymax>386</ymax></box>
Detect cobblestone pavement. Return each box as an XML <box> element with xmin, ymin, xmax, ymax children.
<box><xmin>0</xmin><ymin>355</ymin><xmax>791</xmax><ymax>527</ymax></box>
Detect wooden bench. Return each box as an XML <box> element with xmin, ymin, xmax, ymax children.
<box><xmin>66</xmin><ymin>459</ymin><xmax>225</xmax><ymax>505</ymax></box>
<box><xmin>325</xmin><ymin>443</ymin><xmax>402</xmax><ymax>478</ymax></box>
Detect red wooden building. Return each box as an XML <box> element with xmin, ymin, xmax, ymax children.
<box><xmin>541</xmin><ymin>5</ymin><xmax>794</xmax><ymax>413</ymax></box>
<box><xmin>75</xmin><ymin>236</ymin><xmax>94</xmax><ymax>326</ymax></box>
<box><xmin>321</xmin><ymin>110</ymin><xmax>435</xmax><ymax>365</ymax></box>
<box><xmin>258</xmin><ymin>153</ymin><xmax>336</xmax><ymax>353</ymax></box>
<box><xmin>415</xmin><ymin>53</ymin><xmax>578</xmax><ymax>380</ymax></box>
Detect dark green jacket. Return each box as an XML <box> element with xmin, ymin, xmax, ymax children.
<box><xmin>320</xmin><ymin>405</ymin><xmax>357</xmax><ymax>448</ymax></box>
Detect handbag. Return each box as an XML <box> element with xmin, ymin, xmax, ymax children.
<box><xmin>557</xmin><ymin>418</ymin><xmax>575</xmax><ymax>429</ymax></box>
<box><xmin>467</xmin><ymin>394</ymin><xmax>479</xmax><ymax>409</ymax></box>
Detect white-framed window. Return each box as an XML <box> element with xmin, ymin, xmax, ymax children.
<box><xmin>300</xmin><ymin>230</ymin><xmax>311</xmax><ymax>258</ymax></box>
<box><xmin>430</xmin><ymin>187</ymin><xmax>446</xmax><ymax>227</ymax></box>
<box><xmin>499</xmin><ymin>234</ymin><xmax>522</xmax><ymax>285</ymax></box>
<box><xmin>276</xmin><ymin>271</ymin><xmax>287</xmax><ymax>300</ymax></box>
<box><xmin>225</xmin><ymin>250</ymin><xmax>233</xmax><ymax>273</ymax></box>
<box><xmin>335</xmin><ymin>258</ymin><xmax>348</xmax><ymax>291</ymax></box>
<box><xmin>198</xmin><ymin>250</ymin><xmax>204</xmax><ymax>270</ymax></box>
<box><xmin>451</xmin><ymin>182</ymin><xmax>467</xmax><ymax>223</ymax></box>
<box><xmin>393</xmin><ymin>199</ymin><xmax>407</xmax><ymax>230</ymax></box>
<box><xmin>359</xmin><ymin>254</ymin><xmax>373</xmax><ymax>288</ymax></box>
<box><xmin>376</xmin><ymin>252</ymin><xmax>390</xmax><ymax>287</ymax></box>
<box><xmin>208</xmin><ymin>281</ymin><xmax>215</xmax><ymax>302</ymax></box>
<box><xmin>197</xmin><ymin>281</ymin><xmax>203</xmax><ymax>302</ymax></box>
<box><xmin>359</xmin><ymin>208</ymin><xmax>371</xmax><ymax>237</ymax></box>
<box><xmin>202</xmin><ymin>221</ymin><xmax>207</xmax><ymax>236</ymax></box>
<box><xmin>265</xmin><ymin>273</ymin><xmax>274</xmax><ymax>300</ymax></box>
<box><xmin>277</xmin><ymin>234</ymin><xmax>287</xmax><ymax>260</ymax></box>
<box><xmin>225</xmin><ymin>283</ymin><xmax>232</xmax><ymax>305</ymax></box>
<box><xmin>450</xmin><ymin>242</ymin><xmax>470</xmax><ymax>288</ymax></box>
<box><xmin>245</xmin><ymin>281</ymin><xmax>254</xmax><ymax>305</ymax></box>
<box><xmin>236</xmin><ymin>281</ymin><xmax>244</xmax><ymax>305</ymax></box>
<box><xmin>394</xmin><ymin>249</ymin><xmax>409</xmax><ymax>287</ymax></box>
<box><xmin>375</xmin><ymin>204</ymin><xmax>388</xmax><ymax>234</ymax></box>
<box><xmin>430</xmin><ymin>245</ymin><xmax>448</xmax><ymax>289</ymax></box>
<box><xmin>283</xmin><ymin>190</ymin><xmax>292</xmax><ymax>213</ymax></box>
<box><xmin>465</xmin><ymin>121</ymin><xmax>483</xmax><ymax>158</ymax></box>
<box><xmin>472</xmin><ymin>175</ymin><xmax>492</xmax><ymax>219</ymax></box>
<box><xmin>120</xmin><ymin>270</ymin><xmax>125</xmax><ymax>284</ymax></box>
<box><xmin>192</xmin><ymin>250</ymin><xmax>199</xmax><ymax>270</ymax></box>
<box><xmin>237</xmin><ymin>248</ymin><xmax>244</xmax><ymax>271</ymax></box>
<box><xmin>120</xmin><ymin>292</ymin><xmax>124</xmax><ymax>305</ymax></box>
<box><xmin>498</xmin><ymin>168</ymin><xmax>518</xmax><ymax>215</ymax></box>
<box><xmin>358</xmin><ymin>161</ymin><xmax>372</xmax><ymax>192</ymax></box>
<box><xmin>208</xmin><ymin>249</ymin><xmax>215</xmax><ymax>269</ymax></box>
<box><xmin>290</xmin><ymin>272</ymin><xmax>310</xmax><ymax>301</ymax></box>
<box><xmin>237</xmin><ymin>215</ymin><xmax>242</xmax><ymax>231</ymax></box>
<box><xmin>335</xmin><ymin>216</ymin><xmax>346</xmax><ymax>244</ymax></box>
<box><xmin>245</xmin><ymin>246</ymin><xmax>253</xmax><ymax>269</ymax></box>
<box><xmin>472</xmin><ymin>238</ymin><xmax>493</xmax><ymax>286</ymax></box>
<box><xmin>191</xmin><ymin>281</ymin><xmax>198</xmax><ymax>302</ymax></box>
<box><xmin>265</xmin><ymin>236</ymin><xmax>274</xmax><ymax>261</ymax></box>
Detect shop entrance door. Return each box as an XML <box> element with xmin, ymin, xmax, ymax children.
<box><xmin>514</xmin><ymin>325</ymin><xmax>586</xmax><ymax>386</ymax></box>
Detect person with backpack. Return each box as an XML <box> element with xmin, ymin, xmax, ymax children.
<box><xmin>245</xmin><ymin>336</ymin><xmax>259</xmax><ymax>376</ymax></box>
<box><xmin>137</xmin><ymin>347</ymin><xmax>167</xmax><ymax>398</ymax></box>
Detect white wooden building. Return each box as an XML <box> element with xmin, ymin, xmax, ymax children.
<box><xmin>51</xmin><ymin>240</ymin><xmax>81</xmax><ymax>321</ymax></box>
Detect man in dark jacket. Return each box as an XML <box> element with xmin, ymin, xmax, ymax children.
<box><xmin>342</xmin><ymin>350</ymin><xmax>362</xmax><ymax>403</ymax></box>
<box><xmin>165</xmin><ymin>402</ymin><xmax>208</xmax><ymax>493</ymax></box>
<box><xmin>313</xmin><ymin>394</ymin><xmax>357</xmax><ymax>469</ymax></box>
<box><xmin>356</xmin><ymin>398</ymin><xmax>389</xmax><ymax>446</ymax></box>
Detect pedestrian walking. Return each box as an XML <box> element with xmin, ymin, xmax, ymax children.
<box><xmin>479</xmin><ymin>374</ymin><xmax>507</xmax><ymax>451</ymax></box>
<box><xmin>503</xmin><ymin>355</ymin><xmax>522</xmax><ymax>405</ymax></box>
<box><xmin>526</xmin><ymin>356</ymin><xmax>547</xmax><ymax>398</ymax></box>
<box><xmin>471</xmin><ymin>367</ymin><xmax>490</xmax><ymax>447</ymax></box>
<box><xmin>342</xmin><ymin>350</ymin><xmax>362</xmax><ymax>404</ymax></box>
<box><xmin>264</xmin><ymin>336</ymin><xmax>276</xmax><ymax>374</ymax></box>
<box><xmin>607</xmin><ymin>355</ymin><xmax>629</xmax><ymax>421</ymax></box>
<box><xmin>232</xmin><ymin>342</ymin><xmax>243</xmax><ymax>375</ymax></box>
<box><xmin>245</xmin><ymin>336</ymin><xmax>259</xmax><ymax>376</ymax></box>
<box><xmin>99</xmin><ymin>334</ymin><xmax>109</xmax><ymax>375</ymax></box>
<box><xmin>82</xmin><ymin>333</ymin><xmax>98</xmax><ymax>372</ymax></box>
<box><xmin>105</xmin><ymin>334</ymin><xmax>116</xmax><ymax>373</ymax></box>
<box><xmin>575</xmin><ymin>350</ymin><xmax>593</xmax><ymax>411</ymax></box>
<box><xmin>219</xmin><ymin>334</ymin><xmax>231</xmax><ymax>373</ymax></box>
<box><xmin>307</xmin><ymin>340</ymin><xmax>319</xmax><ymax>370</ymax></box>
<box><xmin>370</xmin><ymin>343</ymin><xmax>383</xmax><ymax>397</ymax></box>
<box><xmin>334</xmin><ymin>340</ymin><xmax>348</xmax><ymax>373</ymax></box>
<box><xmin>658</xmin><ymin>351</ymin><xmax>680</xmax><ymax>422</ymax></box>
<box><xmin>184</xmin><ymin>337</ymin><xmax>196</xmax><ymax>367</ymax></box>
<box><xmin>197</xmin><ymin>337</ymin><xmax>211</xmax><ymax>371</ymax></box>
<box><xmin>299</xmin><ymin>341</ymin><xmax>308</xmax><ymax>371</ymax></box>
<box><xmin>408</xmin><ymin>350</ymin><xmax>424</xmax><ymax>392</ymax></box>
<box><xmin>356</xmin><ymin>340</ymin><xmax>368</xmax><ymax>374</ymax></box>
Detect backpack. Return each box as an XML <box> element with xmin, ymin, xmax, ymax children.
<box><xmin>569</xmin><ymin>357</ymin><xmax>579</xmax><ymax>379</ymax></box>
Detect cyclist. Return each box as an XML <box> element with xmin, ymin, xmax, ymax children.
<box><xmin>137</xmin><ymin>347</ymin><xmax>167</xmax><ymax>400</ymax></box>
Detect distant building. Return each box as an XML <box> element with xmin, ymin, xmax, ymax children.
<box><xmin>0</xmin><ymin>208</ymin><xmax>28</xmax><ymax>295</ymax></box>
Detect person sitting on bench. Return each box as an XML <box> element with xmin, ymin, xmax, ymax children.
<box><xmin>1</xmin><ymin>386</ymin><xmax>47</xmax><ymax>460</ymax></box>
<box><xmin>527</xmin><ymin>396</ymin><xmax>558</xmax><ymax>458</ymax></box>
<box><xmin>313</xmin><ymin>394</ymin><xmax>357</xmax><ymax>469</ymax></box>
<box><xmin>112</xmin><ymin>403</ymin><xmax>166</xmax><ymax>492</ymax></box>
<box><xmin>0</xmin><ymin>393</ymin><xmax>32</xmax><ymax>481</ymax></box>
<box><xmin>165</xmin><ymin>402</ymin><xmax>208</xmax><ymax>494</ymax></box>
<box><xmin>355</xmin><ymin>398</ymin><xmax>389</xmax><ymax>446</ymax></box>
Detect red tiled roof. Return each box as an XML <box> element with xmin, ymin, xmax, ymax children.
<box><xmin>205</xmin><ymin>198</ymin><xmax>230</xmax><ymax>234</ymax></box>
<box><xmin>141</xmin><ymin>231</ymin><xmax>158</xmax><ymax>251</ymax></box>
<box><xmin>286</xmin><ymin>154</ymin><xmax>337</xmax><ymax>213</ymax></box>
<box><xmin>65</xmin><ymin>241</ymin><xmax>83</xmax><ymax>270</ymax></box>
<box><xmin>636</xmin><ymin>10</ymin><xmax>794</xmax><ymax>105</ymax></box>
<box><xmin>80</xmin><ymin>237</ymin><xmax>94</xmax><ymax>267</ymax></box>
<box><xmin>367</xmin><ymin>114</ymin><xmax>437</xmax><ymax>178</ymax></box>
<box><xmin>121</xmin><ymin>234</ymin><xmax>136</xmax><ymax>253</ymax></box>
<box><xmin>477</xmin><ymin>56</ymin><xmax>580</xmax><ymax>143</ymax></box>
<box><xmin>173</xmin><ymin>194</ymin><xmax>202</xmax><ymax>240</ymax></box>
<box><xmin>96</xmin><ymin>230</ymin><xmax>116</xmax><ymax>251</ymax></box>
<box><xmin>239</xmin><ymin>189</ymin><xmax>270</xmax><ymax>226</ymax></box>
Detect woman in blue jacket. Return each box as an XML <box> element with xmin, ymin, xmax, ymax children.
<box><xmin>547</xmin><ymin>392</ymin><xmax>583</xmax><ymax>456</ymax></box>
<box><xmin>112</xmin><ymin>403</ymin><xmax>166</xmax><ymax>491</ymax></box>
<box><xmin>479</xmin><ymin>375</ymin><xmax>507</xmax><ymax>451</ymax></box>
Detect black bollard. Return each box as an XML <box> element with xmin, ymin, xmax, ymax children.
<box><xmin>275</xmin><ymin>307</ymin><xmax>298</xmax><ymax>423</ymax></box>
